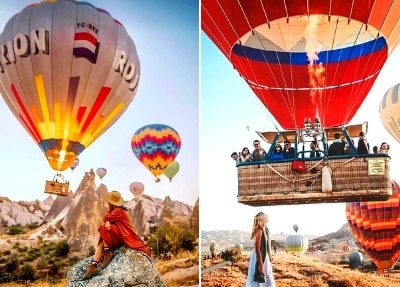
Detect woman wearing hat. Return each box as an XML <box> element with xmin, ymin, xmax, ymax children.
<box><xmin>84</xmin><ymin>190</ymin><xmax>151</xmax><ymax>279</ymax></box>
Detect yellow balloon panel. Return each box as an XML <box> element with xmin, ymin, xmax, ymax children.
<box><xmin>0</xmin><ymin>1</ymin><xmax>140</xmax><ymax>171</ymax></box>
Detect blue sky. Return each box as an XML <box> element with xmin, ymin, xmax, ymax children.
<box><xmin>0</xmin><ymin>0</ymin><xmax>199</xmax><ymax>207</ymax></box>
<box><xmin>201</xmin><ymin>31</ymin><xmax>400</xmax><ymax>236</ymax></box>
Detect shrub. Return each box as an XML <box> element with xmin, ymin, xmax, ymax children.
<box><xmin>148</xmin><ymin>224</ymin><xmax>183</xmax><ymax>258</ymax></box>
<box><xmin>8</xmin><ymin>225</ymin><xmax>24</xmax><ymax>236</ymax></box>
<box><xmin>54</xmin><ymin>240</ymin><xmax>70</xmax><ymax>257</ymax></box>
<box><xmin>181</xmin><ymin>230</ymin><xmax>197</xmax><ymax>252</ymax></box>
<box><xmin>5</xmin><ymin>252</ymin><xmax>19</xmax><ymax>273</ymax></box>
<box><xmin>19</xmin><ymin>263</ymin><xmax>35</xmax><ymax>281</ymax></box>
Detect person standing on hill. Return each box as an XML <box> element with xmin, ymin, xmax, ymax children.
<box><xmin>245</xmin><ymin>212</ymin><xmax>275</xmax><ymax>287</ymax></box>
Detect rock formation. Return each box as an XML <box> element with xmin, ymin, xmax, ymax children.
<box><xmin>66</xmin><ymin>246</ymin><xmax>166</xmax><ymax>286</ymax></box>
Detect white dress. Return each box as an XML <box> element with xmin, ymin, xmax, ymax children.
<box><xmin>245</xmin><ymin>249</ymin><xmax>276</xmax><ymax>287</ymax></box>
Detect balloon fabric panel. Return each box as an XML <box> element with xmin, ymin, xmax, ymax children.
<box><xmin>0</xmin><ymin>1</ymin><xmax>140</xmax><ymax>171</ymax></box>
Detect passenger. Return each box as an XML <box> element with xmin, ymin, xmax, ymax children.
<box><xmin>378</xmin><ymin>142</ymin><xmax>389</xmax><ymax>154</ymax></box>
<box><xmin>231</xmin><ymin>152</ymin><xmax>241</xmax><ymax>163</ymax></box>
<box><xmin>328</xmin><ymin>133</ymin><xmax>345</xmax><ymax>156</ymax></box>
<box><xmin>269</xmin><ymin>144</ymin><xmax>284</xmax><ymax>160</ymax></box>
<box><xmin>283</xmin><ymin>140</ymin><xmax>295</xmax><ymax>159</ymax></box>
<box><xmin>252</xmin><ymin>139</ymin><xmax>267</xmax><ymax>161</ymax></box>
<box><xmin>310</xmin><ymin>139</ymin><xmax>321</xmax><ymax>158</ymax></box>
<box><xmin>344</xmin><ymin>139</ymin><xmax>355</xmax><ymax>155</ymax></box>
<box><xmin>240</xmin><ymin>147</ymin><xmax>253</xmax><ymax>162</ymax></box>
<box><xmin>373</xmin><ymin>146</ymin><xmax>378</xmax><ymax>154</ymax></box>
<box><xmin>356</xmin><ymin>132</ymin><xmax>369</xmax><ymax>154</ymax></box>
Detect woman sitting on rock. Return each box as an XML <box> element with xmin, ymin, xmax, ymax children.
<box><xmin>84</xmin><ymin>190</ymin><xmax>151</xmax><ymax>279</ymax></box>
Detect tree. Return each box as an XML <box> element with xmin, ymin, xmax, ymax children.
<box><xmin>148</xmin><ymin>224</ymin><xmax>182</xmax><ymax>258</ymax></box>
<box><xmin>19</xmin><ymin>263</ymin><xmax>35</xmax><ymax>281</ymax></box>
<box><xmin>54</xmin><ymin>240</ymin><xmax>70</xmax><ymax>257</ymax></box>
<box><xmin>5</xmin><ymin>252</ymin><xmax>20</xmax><ymax>273</ymax></box>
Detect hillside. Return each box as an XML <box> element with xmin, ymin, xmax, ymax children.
<box><xmin>201</xmin><ymin>252</ymin><xmax>400</xmax><ymax>287</ymax></box>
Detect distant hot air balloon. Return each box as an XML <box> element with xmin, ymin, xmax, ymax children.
<box><xmin>131</xmin><ymin>124</ymin><xmax>181</xmax><ymax>181</ymax></box>
<box><xmin>285</xmin><ymin>233</ymin><xmax>309</xmax><ymax>257</ymax></box>
<box><xmin>202</xmin><ymin>1</ymin><xmax>400</xmax><ymax>129</ymax></box>
<box><xmin>293</xmin><ymin>224</ymin><xmax>299</xmax><ymax>233</ymax></box>
<box><xmin>129</xmin><ymin>181</ymin><xmax>144</xmax><ymax>197</ymax></box>
<box><xmin>96</xmin><ymin>167</ymin><xmax>107</xmax><ymax>179</ymax></box>
<box><xmin>380</xmin><ymin>83</ymin><xmax>400</xmax><ymax>144</ymax></box>
<box><xmin>70</xmin><ymin>158</ymin><xmax>80</xmax><ymax>171</ymax></box>
<box><xmin>346</xmin><ymin>180</ymin><xmax>400</xmax><ymax>274</ymax></box>
<box><xmin>164</xmin><ymin>161</ymin><xmax>180</xmax><ymax>182</ymax></box>
<box><xmin>349</xmin><ymin>251</ymin><xmax>364</xmax><ymax>269</ymax></box>
<box><xmin>0</xmin><ymin>1</ymin><xmax>140</xmax><ymax>171</ymax></box>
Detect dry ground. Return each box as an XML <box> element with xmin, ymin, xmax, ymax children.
<box><xmin>201</xmin><ymin>251</ymin><xmax>400</xmax><ymax>287</ymax></box>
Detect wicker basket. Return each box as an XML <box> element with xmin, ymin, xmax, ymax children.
<box><xmin>44</xmin><ymin>173</ymin><xmax>70</xmax><ymax>196</ymax></box>
<box><xmin>237</xmin><ymin>155</ymin><xmax>392</xmax><ymax>206</ymax></box>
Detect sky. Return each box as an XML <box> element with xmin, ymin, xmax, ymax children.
<box><xmin>0</xmin><ymin>0</ymin><xmax>199</xmax><ymax>207</ymax></box>
<box><xmin>201</xmin><ymin>31</ymin><xmax>400</xmax><ymax>236</ymax></box>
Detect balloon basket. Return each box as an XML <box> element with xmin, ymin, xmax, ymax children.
<box><xmin>44</xmin><ymin>173</ymin><xmax>70</xmax><ymax>197</ymax></box>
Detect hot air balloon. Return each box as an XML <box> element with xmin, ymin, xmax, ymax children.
<box><xmin>70</xmin><ymin>158</ymin><xmax>80</xmax><ymax>171</ymax></box>
<box><xmin>0</xmin><ymin>1</ymin><xmax>140</xmax><ymax>171</ymax></box>
<box><xmin>129</xmin><ymin>181</ymin><xmax>144</xmax><ymax>197</ymax></box>
<box><xmin>131</xmin><ymin>124</ymin><xmax>181</xmax><ymax>181</ymax></box>
<box><xmin>349</xmin><ymin>251</ymin><xmax>364</xmax><ymax>269</ymax></box>
<box><xmin>285</xmin><ymin>233</ymin><xmax>309</xmax><ymax>257</ymax></box>
<box><xmin>293</xmin><ymin>224</ymin><xmax>299</xmax><ymax>233</ymax></box>
<box><xmin>164</xmin><ymin>161</ymin><xmax>180</xmax><ymax>182</ymax></box>
<box><xmin>380</xmin><ymin>82</ymin><xmax>400</xmax><ymax>143</ymax></box>
<box><xmin>202</xmin><ymin>0</ymin><xmax>400</xmax><ymax>130</ymax></box>
<box><xmin>202</xmin><ymin>1</ymin><xmax>395</xmax><ymax>206</ymax></box>
<box><xmin>346</xmin><ymin>180</ymin><xmax>400</xmax><ymax>274</ymax></box>
<box><xmin>96</xmin><ymin>167</ymin><xmax>107</xmax><ymax>179</ymax></box>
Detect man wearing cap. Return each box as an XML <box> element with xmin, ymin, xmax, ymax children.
<box><xmin>83</xmin><ymin>190</ymin><xmax>151</xmax><ymax>280</ymax></box>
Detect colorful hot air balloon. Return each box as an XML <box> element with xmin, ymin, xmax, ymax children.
<box><xmin>380</xmin><ymin>83</ymin><xmax>400</xmax><ymax>143</ymax></box>
<box><xmin>164</xmin><ymin>161</ymin><xmax>180</xmax><ymax>182</ymax></box>
<box><xmin>202</xmin><ymin>0</ymin><xmax>400</xmax><ymax>130</ymax></box>
<box><xmin>285</xmin><ymin>233</ymin><xmax>309</xmax><ymax>257</ymax></box>
<box><xmin>96</xmin><ymin>167</ymin><xmax>107</xmax><ymax>179</ymax></box>
<box><xmin>346</xmin><ymin>180</ymin><xmax>400</xmax><ymax>274</ymax></box>
<box><xmin>0</xmin><ymin>1</ymin><xmax>140</xmax><ymax>171</ymax></box>
<box><xmin>70</xmin><ymin>158</ymin><xmax>80</xmax><ymax>171</ymax></box>
<box><xmin>129</xmin><ymin>181</ymin><xmax>144</xmax><ymax>197</ymax></box>
<box><xmin>131</xmin><ymin>124</ymin><xmax>181</xmax><ymax>180</ymax></box>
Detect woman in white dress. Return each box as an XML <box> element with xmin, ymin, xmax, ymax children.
<box><xmin>245</xmin><ymin>212</ymin><xmax>276</xmax><ymax>287</ymax></box>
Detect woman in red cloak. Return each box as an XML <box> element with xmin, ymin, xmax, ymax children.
<box><xmin>84</xmin><ymin>190</ymin><xmax>151</xmax><ymax>279</ymax></box>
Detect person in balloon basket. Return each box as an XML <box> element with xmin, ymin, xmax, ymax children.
<box><xmin>245</xmin><ymin>212</ymin><xmax>275</xmax><ymax>287</ymax></box>
<box><xmin>252</xmin><ymin>140</ymin><xmax>267</xmax><ymax>161</ymax></box>
<box><xmin>283</xmin><ymin>140</ymin><xmax>295</xmax><ymax>159</ymax></box>
<box><xmin>356</xmin><ymin>131</ymin><xmax>370</xmax><ymax>154</ymax></box>
<box><xmin>83</xmin><ymin>191</ymin><xmax>151</xmax><ymax>280</ymax></box>
<box><xmin>328</xmin><ymin>133</ymin><xmax>345</xmax><ymax>156</ymax></box>
<box><xmin>269</xmin><ymin>144</ymin><xmax>284</xmax><ymax>160</ymax></box>
<box><xmin>240</xmin><ymin>147</ymin><xmax>253</xmax><ymax>162</ymax></box>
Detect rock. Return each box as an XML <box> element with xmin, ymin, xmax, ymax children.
<box><xmin>66</xmin><ymin>245</ymin><xmax>166</xmax><ymax>287</ymax></box>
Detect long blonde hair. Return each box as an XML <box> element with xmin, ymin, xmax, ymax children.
<box><xmin>251</xmin><ymin>212</ymin><xmax>268</xmax><ymax>239</ymax></box>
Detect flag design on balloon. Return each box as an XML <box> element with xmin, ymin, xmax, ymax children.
<box><xmin>131</xmin><ymin>124</ymin><xmax>181</xmax><ymax>179</ymax></box>
<box><xmin>346</xmin><ymin>180</ymin><xmax>400</xmax><ymax>273</ymax></box>
<box><xmin>0</xmin><ymin>0</ymin><xmax>140</xmax><ymax>171</ymax></box>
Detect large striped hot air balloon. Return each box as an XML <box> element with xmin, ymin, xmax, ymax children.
<box><xmin>380</xmin><ymin>83</ymin><xmax>400</xmax><ymax>144</ymax></box>
<box><xmin>131</xmin><ymin>124</ymin><xmax>181</xmax><ymax>180</ymax></box>
<box><xmin>346</xmin><ymin>180</ymin><xmax>400</xmax><ymax>273</ymax></box>
<box><xmin>0</xmin><ymin>0</ymin><xmax>140</xmax><ymax>171</ymax></box>
<box><xmin>202</xmin><ymin>0</ymin><xmax>400</xmax><ymax>130</ymax></box>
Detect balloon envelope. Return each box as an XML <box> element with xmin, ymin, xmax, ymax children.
<box><xmin>285</xmin><ymin>234</ymin><xmax>309</xmax><ymax>256</ymax></box>
<box><xmin>0</xmin><ymin>1</ymin><xmax>140</xmax><ymax>171</ymax></box>
<box><xmin>293</xmin><ymin>224</ymin><xmax>299</xmax><ymax>233</ymax></box>
<box><xmin>164</xmin><ymin>161</ymin><xmax>180</xmax><ymax>181</ymax></box>
<box><xmin>96</xmin><ymin>167</ymin><xmax>107</xmax><ymax>179</ymax></box>
<box><xmin>70</xmin><ymin>158</ymin><xmax>80</xmax><ymax>171</ymax></box>
<box><xmin>131</xmin><ymin>124</ymin><xmax>181</xmax><ymax>178</ymax></box>
<box><xmin>346</xmin><ymin>180</ymin><xmax>400</xmax><ymax>273</ymax></box>
<box><xmin>202</xmin><ymin>0</ymin><xmax>400</xmax><ymax>129</ymax></box>
<box><xmin>129</xmin><ymin>181</ymin><xmax>144</xmax><ymax>197</ymax></box>
<box><xmin>380</xmin><ymin>83</ymin><xmax>400</xmax><ymax>144</ymax></box>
